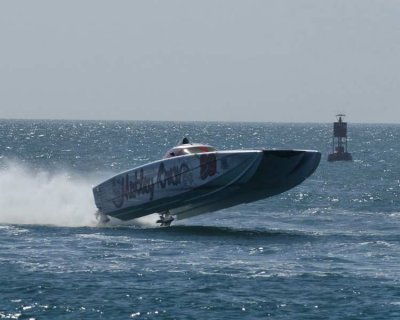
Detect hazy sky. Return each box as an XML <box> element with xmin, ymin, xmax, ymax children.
<box><xmin>0</xmin><ymin>1</ymin><xmax>399</xmax><ymax>123</ymax></box>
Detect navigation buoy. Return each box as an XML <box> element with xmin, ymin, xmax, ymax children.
<box><xmin>328</xmin><ymin>114</ymin><xmax>352</xmax><ymax>162</ymax></box>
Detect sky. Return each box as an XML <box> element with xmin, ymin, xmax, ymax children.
<box><xmin>0</xmin><ymin>0</ymin><xmax>399</xmax><ymax>123</ymax></box>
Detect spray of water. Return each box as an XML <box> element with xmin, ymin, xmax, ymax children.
<box><xmin>0</xmin><ymin>163</ymin><xmax>98</xmax><ymax>227</ymax></box>
<box><xmin>0</xmin><ymin>162</ymin><xmax>160</xmax><ymax>228</ymax></box>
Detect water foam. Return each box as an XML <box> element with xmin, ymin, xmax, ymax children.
<box><xmin>104</xmin><ymin>213</ymin><xmax>160</xmax><ymax>228</ymax></box>
<box><xmin>0</xmin><ymin>163</ymin><xmax>97</xmax><ymax>227</ymax></box>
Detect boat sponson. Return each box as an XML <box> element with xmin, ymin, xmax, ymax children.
<box><xmin>172</xmin><ymin>149</ymin><xmax>321</xmax><ymax>220</ymax></box>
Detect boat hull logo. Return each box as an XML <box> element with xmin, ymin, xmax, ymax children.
<box><xmin>111</xmin><ymin>161</ymin><xmax>194</xmax><ymax>209</ymax></box>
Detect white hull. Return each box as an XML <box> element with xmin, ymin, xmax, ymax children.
<box><xmin>93</xmin><ymin>149</ymin><xmax>321</xmax><ymax>222</ymax></box>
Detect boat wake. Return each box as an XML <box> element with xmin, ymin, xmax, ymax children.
<box><xmin>0</xmin><ymin>163</ymin><xmax>98</xmax><ymax>227</ymax></box>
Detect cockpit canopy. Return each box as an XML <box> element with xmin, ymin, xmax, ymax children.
<box><xmin>163</xmin><ymin>143</ymin><xmax>217</xmax><ymax>159</ymax></box>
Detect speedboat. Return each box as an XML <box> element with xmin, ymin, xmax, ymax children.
<box><xmin>93</xmin><ymin>138</ymin><xmax>321</xmax><ymax>226</ymax></box>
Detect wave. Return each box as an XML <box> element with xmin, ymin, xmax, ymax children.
<box><xmin>151</xmin><ymin>224</ymin><xmax>317</xmax><ymax>241</ymax></box>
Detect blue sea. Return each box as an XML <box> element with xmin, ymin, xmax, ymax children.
<box><xmin>0</xmin><ymin>120</ymin><xmax>399</xmax><ymax>319</ymax></box>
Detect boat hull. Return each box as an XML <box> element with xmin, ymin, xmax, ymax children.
<box><xmin>93</xmin><ymin>149</ymin><xmax>321</xmax><ymax>221</ymax></box>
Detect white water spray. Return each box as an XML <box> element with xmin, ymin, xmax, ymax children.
<box><xmin>0</xmin><ymin>163</ymin><xmax>98</xmax><ymax>227</ymax></box>
<box><xmin>0</xmin><ymin>162</ymin><xmax>161</xmax><ymax>228</ymax></box>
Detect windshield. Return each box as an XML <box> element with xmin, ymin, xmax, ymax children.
<box><xmin>183</xmin><ymin>146</ymin><xmax>216</xmax><ymax>154</ymax></box>
<box><xmin>164</xmin><ymin>145</ymin><xmax>216</xmax><ymax>158</ymax></box>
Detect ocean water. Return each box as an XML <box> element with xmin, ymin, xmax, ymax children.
<box><xmin>0</xmin><ymin>120</ymin><xmax>399</xmax><ymax>319</ymax></box>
